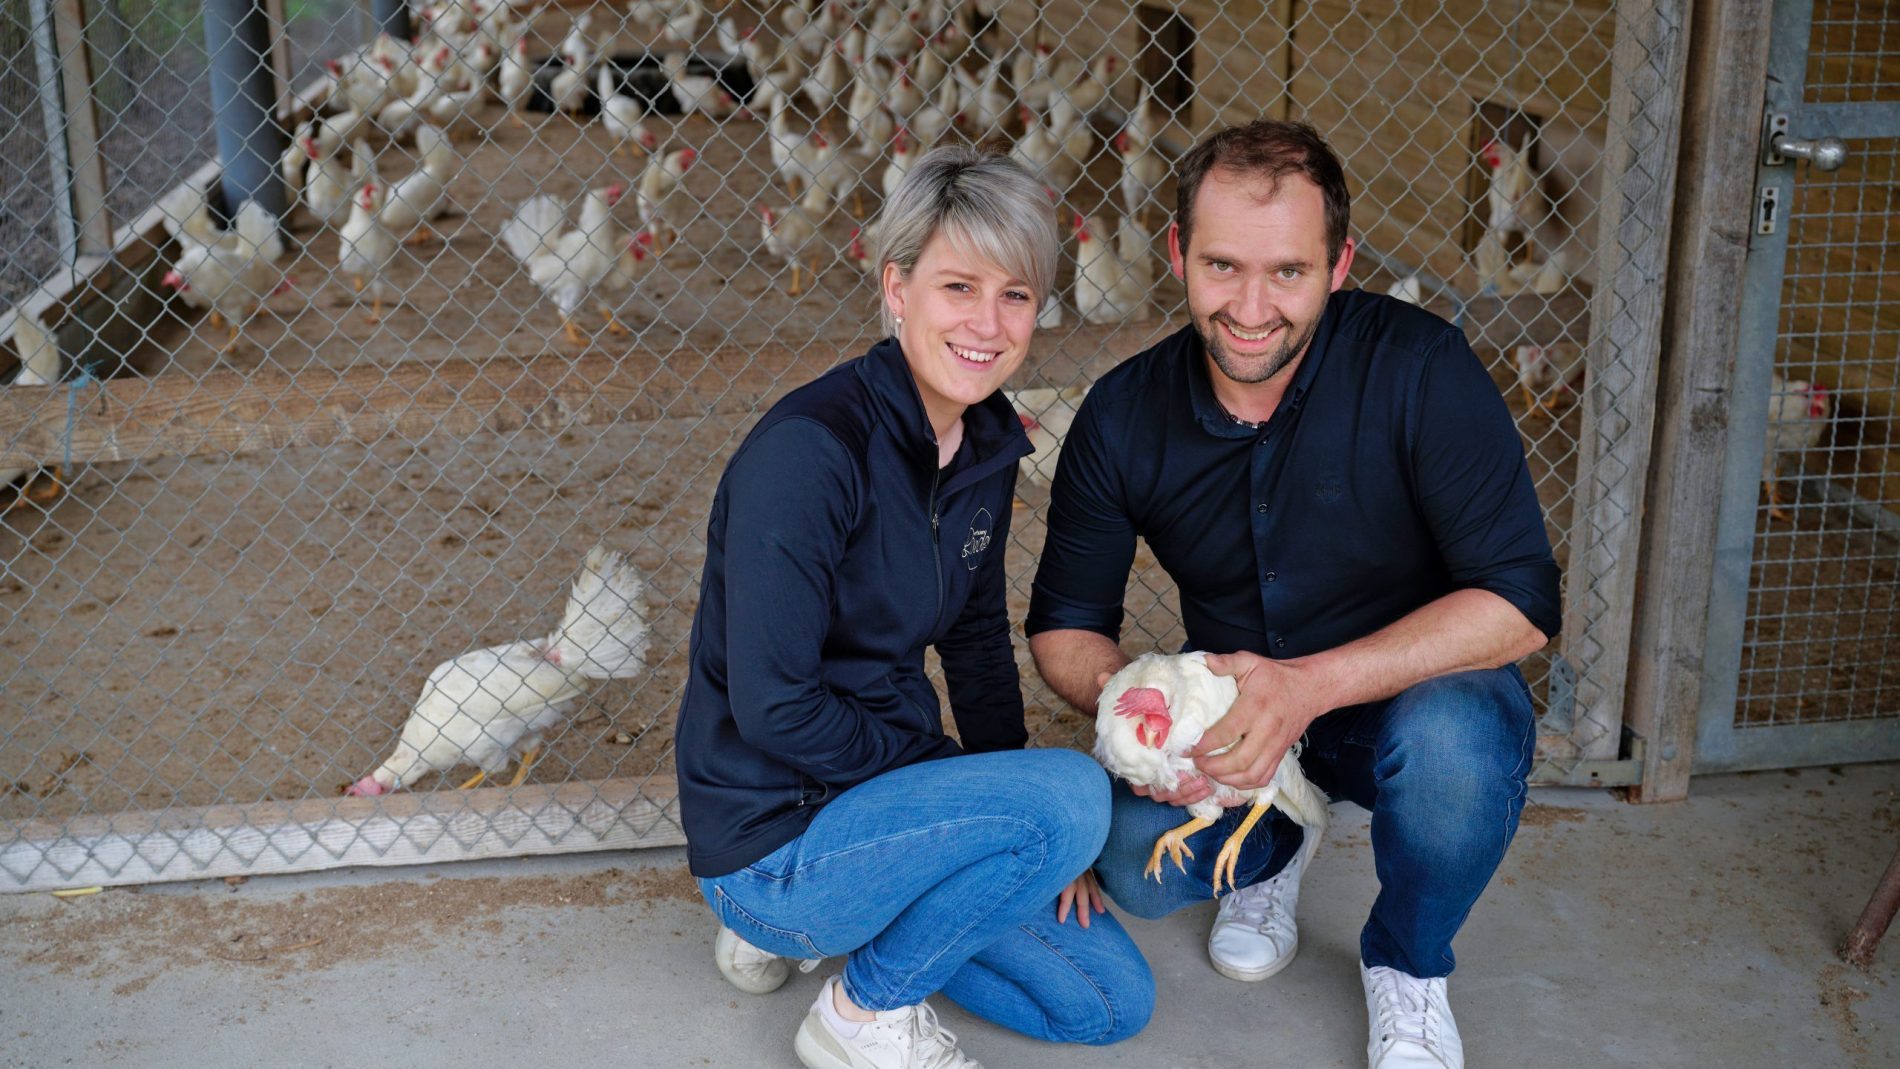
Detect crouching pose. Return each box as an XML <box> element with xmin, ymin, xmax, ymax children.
<box><xmin>1028</xmin><ymin>120</ymin><xmax>1561</xmax><ymax>1069</ymax></box>
<box><xmin>675</xmin><ymin>145</ymin><xmax>1154</xmax><ymax>1069</ymax></box>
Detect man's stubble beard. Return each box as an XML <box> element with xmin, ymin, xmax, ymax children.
<box><xmin>1192</xmin><ymin>301</ymin><xmax>1320</xmax><ymax>386</ymax></box>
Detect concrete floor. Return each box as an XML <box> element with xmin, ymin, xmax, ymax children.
<box><xmin>2</xmin><ymin>762</ymin><xmax>1895</xmax><ymax>1068</ymax></box>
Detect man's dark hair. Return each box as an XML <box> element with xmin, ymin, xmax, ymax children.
<box><xmin>1174</xmin><ymin>119</ymin><xmax>1352</xmax><ymax>267</ymax></box>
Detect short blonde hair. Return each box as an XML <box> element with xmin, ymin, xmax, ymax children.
<box><xmin>871</xmin><ymin>144</ymin><xmax>1058</xmax><ymax>336</ymax></box>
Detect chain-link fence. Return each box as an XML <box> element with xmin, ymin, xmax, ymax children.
<box><xmin>2</xmin><ymin>0</ymin><xmax>1677</xmax><ymax>890</ymax></box>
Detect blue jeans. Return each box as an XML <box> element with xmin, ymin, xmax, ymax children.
<box><xmin>1095</xmin><ymin>667</ymin><xmax>1536</xmax><ymax>979</ymax></box>
<box><xmin>697</xmin><ymin>748</ymin><xmax>1155</xmax><ymax>1045</ymax></box>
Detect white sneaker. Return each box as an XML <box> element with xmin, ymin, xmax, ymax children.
<box><xmin>714</xmin><ymin>925</ymin><xmax>790</xmax><ymax>995</ymax></box>
<box><xmin>1207</xmin><ymin>830</ymin><xmax>1317</xmax><ymax>982</ymax></box>
<box><xmin>1361</xmin><ymin>961</ymin><xmax>1464</xmax><ymax>1069</ymax></box>
<box><xmin>794</xmin><ymin>976</ymin><xmax>984</xmax><ymax>1069</ymax></box>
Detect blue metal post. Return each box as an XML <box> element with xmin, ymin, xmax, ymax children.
<box><xmin>373</xmin><ymin>0</ymin><xmax>413</xmax><ymax>42</ymax></box>
<box><xmin>203</xmin><ymin>0</ymin><xmax>286</xmax><ymax>219</ymax></box>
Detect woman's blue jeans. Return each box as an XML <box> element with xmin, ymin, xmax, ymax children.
<box><xmin>1095</xmin><ymin>667</ymin><xmax>1536</xmax><ymax>979</ymax></box>
<box><xmin>697</xmin><ymin>748</ymin><xmax>1156</xmax><ymax>1045</ymax></box>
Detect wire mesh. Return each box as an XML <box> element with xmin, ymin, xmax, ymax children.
<box><xmin>2</xmin><ymin>0</ymin><xmax>1659</xmax><ymax>888</ymax></box>
<box><xmin>1738</xmin><ymin>96</ymin><xmax>1899</xmax><ymax>731</ymax></box>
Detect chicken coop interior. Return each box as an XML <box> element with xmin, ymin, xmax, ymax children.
<box><xmin>0</xmin><ymin>0</ymin><xmax>1895</xmax><ymax>891</ymax></box>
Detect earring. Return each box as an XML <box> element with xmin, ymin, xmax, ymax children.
<box><xmin>893</xmin><ymin>314</ymin><xmax>904</xmax><ymax>327</ymax></box>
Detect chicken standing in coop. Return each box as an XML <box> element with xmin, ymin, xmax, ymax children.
<box><xmin>502</xmin><ymin>183</ymin><xmax>631</xmax><ymax>345</ymax></box>
<box><xmin>337</xmin><ymin>177</ymin><xmax>399</xmax><ymax>324</ymax></box>
<box><xmin>677</xmin><ymin>145</ymin><xmax>1153</xmax><ymax>1067</ymax></box>
<box><xmin>598</xmin><ymin>65</ymin><xmax>660</xmax><ymax>161</ymax></box>
<box><xmin>1029</xmin><ymin>119</ymin><xmax>1559</xmax><ymax>1069</ymax></box>
<box><xmin>159</xmin><ymin>198</ymin><xmax>291</xmax><ymax>353</ymax></box>
<box><xmin>1005</xmin><ymin>384</ymin><xmax>1089</xmax><ymax>493</ymax></box>
<box><xmin>1763</xmin><ymin>373</ymin><xmax>1832</xmax><ymax>521</ymax></box>
<box><xmin>1072</xmin><ymin>212</ymin><xmax>1152</xmax><ymax>324</ymax></box>
<box><xmin>635</xmin><ymin>146</ymin><xmax>698</xmax><ymax>258</ymax></box>
<box><xmin>1095</xmin><ymin>653</ymin><xmax>1329</xmax><ymax>895</ymax></box>
<box><xmin>757</xmin><ymin>200</ymin><xmax>823</xmax><ymax>298</ymax></box>
<box><xmin>3</xmin><ymin>309</ymin><xmax>65</xmax><ymax>509</ymax></box>
<box><xmin>498</xmin><ymin>37</ymin><xmax>535</xmax><ymax>126</ymax></box>
<box><xmin>1116</xmin><ymin>125</ymin><xmax>1169</xmax><ymax>229</ymax></box>
<box><xmin>300</xmin><ymin>118</ymin><xmax>364</xmax><ymax>229</ymax></box>
<box><xmin>663</xmin><ymin>51</ymin><xmax>739</xmax><ymax>119</ymax></box>
<box><xmin>345</xmin><ymin>545</ymin><xmax>649</xmax><ymax>795</ymax></box>
<box><xmin>377</xmin><ymin>123</ymin><xmax>457</xmax><ymax>245</ymax></box>
<box><xmin>1513</xmin><ymin>341</ymin><xmax>1586</xmax><ymax>416</ymax></box>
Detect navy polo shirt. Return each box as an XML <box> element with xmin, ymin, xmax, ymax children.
<box><xmin>1026</xmin><ymin>289</ymin><xmax>1561</xmax><ymax>676</ymax></box>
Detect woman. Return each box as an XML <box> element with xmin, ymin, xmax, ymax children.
<box><xmin>674</xmin><ymin>146</ymin><xmax>1154</xmax><ymax>1068</ymax></box>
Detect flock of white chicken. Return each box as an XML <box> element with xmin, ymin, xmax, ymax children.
<box><xmin>150</xmin><ymin>0</ymin><xmax>1181</xmax><ymax>356</ymax></box>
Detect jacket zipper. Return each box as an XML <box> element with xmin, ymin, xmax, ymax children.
<box><xmin>928</xmin><ymin>465</ymin><xmax>945</xmax><ymax>636</ymax></box>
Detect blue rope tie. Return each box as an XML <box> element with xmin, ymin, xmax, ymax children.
<box><xmin>62</xmin><ymin>367</ymin><xmax>97</xmax><ymax>475</ymax></box>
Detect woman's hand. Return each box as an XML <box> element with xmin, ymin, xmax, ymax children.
<box><xmin>1056</xmin><ymin>870</ymin><xmax>1106</xmax><ymax>927</ymax></box>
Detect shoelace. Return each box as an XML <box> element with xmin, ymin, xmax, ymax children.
<box><xmin>904</xmin><ymin>1002</ymin><xmax>969</xmax><ymax>1069</ymax></box>
<box><xmin>1368</xmin><ymin>968</ymin><xmax>1441</xmax><ymax>1049</ymax></box>
<box><xmin>1218</xmin><ymin>866</ymin><xmax>1296</xmax><ymax>927</ymax></box>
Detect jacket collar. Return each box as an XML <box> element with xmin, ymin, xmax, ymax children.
<box><xmin>856</xmin><ymin>337</ymin><xmax>1032</xmax><ymax>491</ymax></box>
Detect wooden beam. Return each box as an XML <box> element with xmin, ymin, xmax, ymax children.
<box><xmin>0</xmin><ymin>776</ymin><xmax>684</xmax><ymax>893</ymax></box>
<box><xmin>264</xmin><ymin>0</ymin><xmax>295</xmax><ymax>120</ymax></box>
<box><xmin>40</xmin><ymin>0</ymin><xmax>113</xmax><ymax>260</ymax></box>
<box><xmin>0</xmin><ymin>323</ymin><xmax>1163</xmax><ymax>469</ymax></box>
<box><xmin>1559</xmin><ymin>0</ymin><xmax>1691</xmax><ymax>763</ymax></box>
<box><xmin>1622</xmin><ymin>0</ymin><xmax>1773</xmax><ymax>802</ymax></box>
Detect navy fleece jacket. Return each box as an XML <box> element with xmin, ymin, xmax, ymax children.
<box><xmin>675</xmin><ymin>339</ymin><xmax>1035</xmax><ymax>878</ymax></box>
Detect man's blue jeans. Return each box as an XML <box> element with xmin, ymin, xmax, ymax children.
<box><xmin>1094</xmin><ymin>667</ymin><xmax>1536</xmax><ymax>979</ymax></box>
<box><xmin>697</xmin><ymin>748</ymin><xmax>1155</xmax><ymax>1045</ymax></box>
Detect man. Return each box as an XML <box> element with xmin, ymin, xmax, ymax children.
<box><xmin>1026</xmin><ymin>119</ymin><xmax>1561</xmax><ymax>1069</ymax></box>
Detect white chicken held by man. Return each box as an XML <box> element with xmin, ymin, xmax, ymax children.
<box><xmin>1095</xmin><ymin>652</ymin><xmax>1329</xmax><ymax>895</ymax></box>
<box><xmin>346</xmin><ymin>545</ymin><xmax>649</xmax><ymax>795</ymax></box>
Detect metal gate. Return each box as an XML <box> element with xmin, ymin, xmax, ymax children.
<box><xmin>1696</xmin><ymin>0</ymin><xmax>1900</xmax><ymax>773</ymax></box>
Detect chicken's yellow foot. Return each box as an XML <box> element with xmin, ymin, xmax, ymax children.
<box><xmin>220</xmin><ymin>322</ymin><xmax>241</xmax><ymax>354</ymax></box>
<box><xmin>1211</xmin><ymin>798</ymin><xmax>1273</xmax><ymax>897</ymax></box>
<box><xmin>1766</xmin><ymin>477</ymin><xmax>1790</xmax><ymax>522</ymax></box>
<box><xmin>786</xmin><ymin>263</ymin><xmax>804</xmax><ymax>299</ymax></box>
<box><xmin>601</xmin><ymin>310</ymin><xmax>629</xmax><ymax>336</ymax></box>
<box><xmin>1518</xmin><ymin>383</ymin><xmax>1540</xmax><ymax>418</ymax></box>
<box><xmin>506</xmin><ymin>747</ymin><xmax>542</xmax><ymax>788</ymax></box>
<box><xmin>458</xmin><ymin>769</ymin><xmax>487</xmax><ymax>790</ymax></box>
<box><xmin>1144</xmin><ymin>816</ymin><xmax>1215</xmax><ymax>883</ymax></box>
<box><xmin>563</xmin><ymin>316</ymin><xmax>585</xmax><ymax>346</ymax></box>
<box><xmin>366</xmin><ymin>295</ymin><xmax>383</xmax><ymax>326</ymax></box>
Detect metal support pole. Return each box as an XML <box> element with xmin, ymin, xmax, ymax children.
<box><xmin>372</xmin><ymin>0</ymin><xmax>413</xmax><ymax>43</ymax></box>
<box><xmin>204</xmin><ymin>0</ymin><xmax>288</xmax><ymax>219</ymax></box>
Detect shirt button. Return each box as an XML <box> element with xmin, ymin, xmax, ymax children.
<box><xmin>1275</xmin><ymin>636</ymin><xmax>1287</xmax><ymax>649</ymax></box>
<box><xmin>1256</xmin><ymin>503</ymin><xmax>1268</xmax><ymax>514</ymax></box>
<box><xmin>1265</xmin><ymin>572</ymin><xmax>1277</xmax><ymax>583</ymax></box>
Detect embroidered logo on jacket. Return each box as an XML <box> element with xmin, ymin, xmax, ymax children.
<box><xmin>960</xmin><ymin>508</ymin><xmax>994</xmax><ymax>570</ymax></box>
